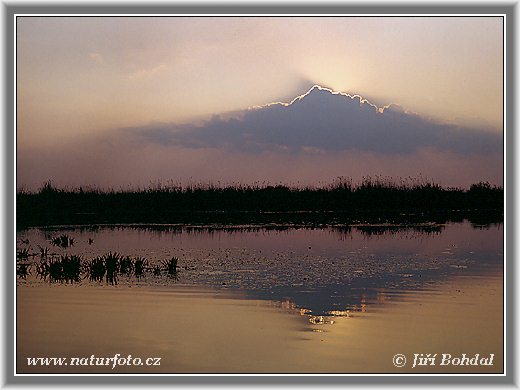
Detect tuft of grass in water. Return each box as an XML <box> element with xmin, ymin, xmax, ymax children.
<box><xmin>51</xmin><ymin>234</ymin><xmax>75</xmax><ymax>249</ymax></box>
<box><xmin>119</xmin><ymin>256</ymin><xmax>134</xmax><ymax>277</ymax></box>
<box><xmin>17</xmin><ymin>263</ymin><xmax>30</xmax><ymax>279</ymax></box>
<box><xmin>103</xmin><ymin>252</ymin><xmax>121</xmax><ymax>285</ymax></box>
<box><xmin>37</xmin><ymin>245</ymin><xmax>50</xmax><ymax>260</ymax></box>
<box><xmin>61</xmin><ymin>255</ymin><xmax>82</xmax><ymax>283</ymax></box>
<box><xmin>85</xmin><ymin>256</ymin><xmax>105</xmax><ymax>283</ymax></box>
<box><xmin>134</xmin><ymin>257</ymin><xmax>147</xmax><ymax>280</ymax></box>
<box><xmin>36</xmin><ymin>259</ymin><xmax>50</xmax><ymax>281</ymax></box>
<box><xmin>20</xmin><ymin>252</ymin><xmax>173</xmax><ymax>285</ymax></box>
<box><xmin>17</xmin><ymin>248</ymin><xmax>30</xmax><ymax>261</ymax></box>
<box><xmin>48</xmin><ymin>259</ymin><xmax>63</xmax><ymax>283</ymax></box>
<box><xmin>40</xmin><ymin>255</ymin><xmax>82</xmax><ymax>283</ymax></box>
<box><xmin>162</xmin><ymin>257</ymin><xmax>178</xmax><ymax>278</ymax></box>
<box><xmin>152</xmin><ymin>264</ymin><xmax>162</xmax><ymax>277</ymax></box>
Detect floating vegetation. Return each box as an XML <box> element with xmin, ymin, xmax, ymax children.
<box><xmin>51</xmin><ymin>234</ymin><xmax>75</xmax><ymax>249</ymax></box>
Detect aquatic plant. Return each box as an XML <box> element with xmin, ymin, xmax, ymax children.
<box><xmin>162</xmin><ymin>257</ymin><xmax>178</xmax><ymax>278</ymax></box>
<box><xmin>17</xmin><ymin>263</ymin><xmax>30</xmax><ymax>279</ymax></box>
<box><xmin>103</xmin><ymin>252</ymin><xmax>121</xmax><ymax>285</ymax></box>
<box><xmin>22</xmin><ymin>252</ymin><xmax>179</xmax><ymax>285</ymax></box>
<box><xmin>51</xmin><ymin>234</ymin><xmax>75</xmax><ymax>249</ymax></box>
<box><xmin>35</xmin><ymin>259</ymin><xmax>50</xmax><ymax>281</ymax></box>
<box><xmin>86</xmin><ymin>256</ymin><xmax>105</xmax><ymax>283</ymax></box>
<box><xmin>37</xmin><ymin>245</ymin><xmax>49</xmax><ymax>260</ymax></box>
<box><xmin>60</xmin><ymin>255</ymin><xmax>82</xmax><ymax>283</ymax></box>
<box><xmin>40</xmin><ymin>255</ymin><xmax>82</xmax><ymax>283</ymax></box>
<box><xmin>48</xmin><ymin>258</ymin><xmax>64</xmax><ymax>283</ymax></box>
<box><xmin>152</xmin><ymin>264</ymin><xmax>162</xmax><ymax>277</ymax></box>
<box><xmin>17</xmin><ymin>248</ymin><xmax>30</xmax><ymax>261</ymax></box>
<box><xmin>134</xmin><ymin>257</ymin><xmax>148</xmax><ymax>280</ymax></box>
<box><xmin>119</xmin><ymin>256</ymin><xmax>134</xmax><ymax>277</ymax></box>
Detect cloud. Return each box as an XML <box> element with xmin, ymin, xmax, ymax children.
<box><xmin>125</xmin><ymin>85</ymin><xmax>502</xmax><ymax>156</ymax></box>
<box><xmin>17</xmin><ymin>86</ymin><xmax>503</xmax><ymax>191</ymax></box>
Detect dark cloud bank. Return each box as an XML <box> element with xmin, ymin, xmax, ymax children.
<box><xmin>128</xmin><ymin>85</ymin><xmax>502</xmax><ymax>155</ymax></box>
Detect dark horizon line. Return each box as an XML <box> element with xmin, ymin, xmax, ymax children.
<box><xmin>16</xmin><ymin>176</ymin><xmax>503</xmax><ymax>195</ymax></box>
<box><xmin>17</xmin><ymin>177</ymin><xmax>503</xmax><ymax>229</ymax></box>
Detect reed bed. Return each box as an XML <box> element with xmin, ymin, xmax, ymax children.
<box><xmin>17</xmin><ymin>178</ymin><xmax>503</xmax><ymax>228</ymax></box>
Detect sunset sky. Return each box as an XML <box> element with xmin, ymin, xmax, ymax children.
<box><xmin>16</xmin><ymin>16</ymin><xmax>504</xmax><ymax>190</ymax></box>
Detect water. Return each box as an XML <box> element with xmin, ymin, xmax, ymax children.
<box><xmin>17</xmin><ymin>222</ymin><xmax>503</xmax><ymax>314</ymax></box>
<box><xmin>16</xmin><ymin>221</ymin><xmax>504</xmax><ymax>373</ymax></box>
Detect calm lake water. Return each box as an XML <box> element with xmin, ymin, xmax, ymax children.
<box><xmin>16</xmin><ymin>221</ymin><xmax>503</xmax><ymax>373</ymax></box>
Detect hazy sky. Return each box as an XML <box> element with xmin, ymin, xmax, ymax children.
<box><xmin>17</xmin><ymin>16</ymin><xmax>504</xmax><ymax>189</ymax></box>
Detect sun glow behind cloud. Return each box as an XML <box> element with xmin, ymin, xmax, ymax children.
<box><xmin>250</xmin><ymin>85</ymin><xmax>381</xmax><ymax>113</ymax></box>
<box><xmin>16</xmin><ymin>16</ymin><xmax>503</xmax><ymax>189</ymax></box>
<box><xmin>17</xmin><ymin>17</ymin><xmax>502</xmax><ymax>143</ymax></box>
<box><xmin>17</xmin><ymin>82</ymin><xmax>503</xmax><ymax>190</ymax></box>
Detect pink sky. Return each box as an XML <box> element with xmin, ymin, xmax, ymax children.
<box><xmin>16</xmin><ymin>16</ymin><xmax>503</xmax><ymax>190</ymax></box>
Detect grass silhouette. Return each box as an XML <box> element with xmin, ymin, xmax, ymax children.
<box><xmin>17</xmin><ymin>263</ymin><xmax>30</xmax><ymax>279</ymax></box>
<box><xmin>50</xmin><ymin>234</ymin><xmax>75</xmax><ymax>248</ymax></box>
<box><xmin>120</xmin><ymin>255</ymin><xmax>134</xmax><ymax>277</ymax></box>
<box><xmin>24</xmin><ymin>252</ymin><xmax>176</xmax><ymax>284</ymax></box>
<box><xmin>134</xmin><ymin>257</ymin><xmax>148</xmax><ymax>280</ymax></box>
<box><xmin>17</xmin><ymin>177</ymin><xmax>503</xmax><ymax>228</ymax></box>
<box><xmin>35</xmin><ymin>255</ymin><xmax>83</xmax><ymax>283</ymax></box>
<box><xmin>17</xmin><ymin>248</ymin><xmax>30</xmax><ymax>261</ymax></box>
<box><xmin>103</xmin><ymin>252</ymin><xmax>121</xmax><ymax>285</ymax></box>
<box><xmin>162</xmin><ymin>257</ymin><xmax>178</xmax><ymax>278</ymax></box>
<box><xmin>86</xmin><ymin>256</ymin><xmax>105</xmax><ymax>283</ymax></box>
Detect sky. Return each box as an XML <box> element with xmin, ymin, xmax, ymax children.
<box><xmin>16</xmin><ymin>16</ymin><xmax>504</xmax><ymax>190</ymax></box>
